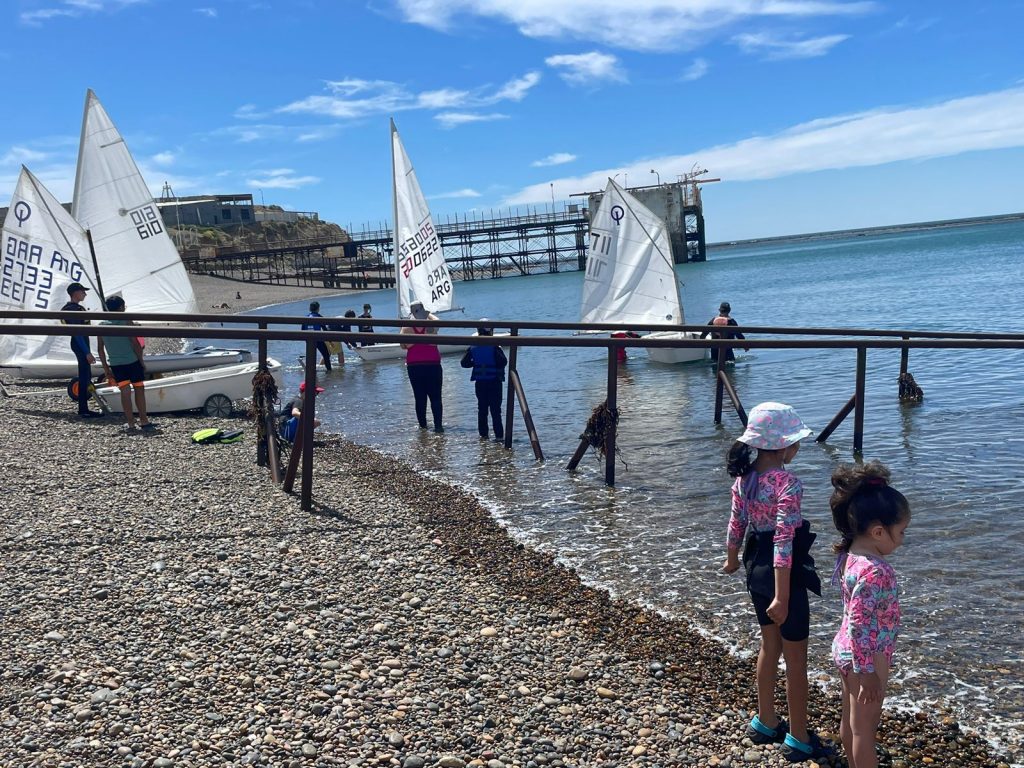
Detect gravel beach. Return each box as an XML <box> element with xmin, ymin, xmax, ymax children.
<box><xmin>189</xmin><ymin>275</ymin><xmax>356</xmax><ymax>316</ymax></box>
<box><xmin>0</xmin><ymin>387</ymin><xmax>1011</xmax><ymax>768</ymax></box>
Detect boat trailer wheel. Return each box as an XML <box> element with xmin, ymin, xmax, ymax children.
<box><xmin>66</xmin><ymin>378</ymin><xmax>96</xmax><ymax>401</ymax></box>
<box><xmin>203</xmin><ymin>394</ymin><xmax>233</xmax><ymax>418</ymax></box>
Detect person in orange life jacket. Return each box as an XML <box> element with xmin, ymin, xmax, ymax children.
<box><xmin>701</xmin><ymin>301</ymin><xmax>748</xmax><ymax>364</ymax></box>
<box><xmin>97</xmin><ymin>295</ymin><xmax>157</xmax><ymax>432</ymax></box>
<box><xmin>281</xmin><ymin>381</ymin><xmax>324</xmax><ymax>442</ymax></box>
<box><xmin>400</xmin><ymin>300</ymin><xmax>444</xmax><ymax>432</ymax></box>
<box><xmin>461</xmin><ymin>319</ymin><xmax>507</xmax><ymax>439</ymax></box>
<box><xmin>302</xmin><ymin>301</ymin><xmax>332</xmax><ymax>371</ymax></box>
<box><xmin>610</xmin><ymin>330</ymin><xmax>642</xmax><ymax>364</ymax></box>
<box><xmin>61</xmin><ymin>281</ymin><xmax>102</xmax><ymax>418</ymax></box>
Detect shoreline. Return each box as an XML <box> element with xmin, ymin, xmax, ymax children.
<box><xmin>189</xmin><ymin>273</ymin><xmax>363</xmax><ymax>316</ymax></box>
<box><xmin>0</xmin><ymin>392</ymin><xmax>1011</xmax><ymax>766</ymax></box>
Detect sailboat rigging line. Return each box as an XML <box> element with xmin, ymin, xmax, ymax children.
<box><xmin>84</xmin><ymin>230</ymin><xmax>108</xmax><ymax>306</ymax></box>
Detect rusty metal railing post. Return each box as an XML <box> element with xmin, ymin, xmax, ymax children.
<box><xmin>899</xmin><ymin>335</ymin><xmax>909</xmax><ymax>378</ymax></box>
<box><xmin>713</xmin><ymin>345</ymin><xmax>726</xmax><ymax>423</ymax></box>
<box><xmin>258</xmin><ymin>322</ymin><xmax>268</xmax><ymax>369</ymax></box>
<box><xmin>854</xmin><ymin>346</ymin><xmax>866</xmax><ymax>453</ymax></box>
<box><xmin>605</xmin><ymin>344</ymin><xmax>619</xmax><ymax>486</ymax></box>
<box><xmin>509</xmin><ymin>370</ymin><xmax>543</xmax><ymax>461</ymax></box>
<box><xmin>282</xmin><ymin>415</ymin><xmax>302</xmax><ymax>492</ymax></box>
<box><xmin>299</xmin><ymin>339</ymin><xmax>317</xmax><ymax>510</ymax></box>
<box><xmin>503</xmin><ymin>328</ymin><xmax>519</xmax><ymax>449</ymax></box>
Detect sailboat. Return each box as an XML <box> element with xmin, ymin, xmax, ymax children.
<box><xmin>580</xmin><ymin>178</ymin><xmax>706</xmax><ymax>364</ymax></box>
<box><xmin>351</xmin><ymin>119</ymin><xmax>461</xmax><ymax>362</ymax></box>
<box><xmin>0</xmin><ymin>167</ymin><xmax>251</xmax><ymax>379</ymax></box>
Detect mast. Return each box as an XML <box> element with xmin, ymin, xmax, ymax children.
<box><xmin>390</xmin><ymin>118</ymin><xmax>402</xmax><ymax>319</ymax></box>
<box><xmin>71</xmin><ymin>89</ymin><xmax>94</xmax><ymax>220</ymax></box>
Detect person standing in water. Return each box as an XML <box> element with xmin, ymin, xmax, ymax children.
<box><xmin>358</xmin><ymin>303</ymin><xmax>375</xmax><ymax>346</ymax></box>
<box><xmin>400</xmin><ymin>301</ymin><xmax>443</xmax><ymax>432</ymax></box>
<box><xmin>702</xmin><ymin>301</ymin><xmax>748</xmax><ymax>364</ymax></box>
<box><xmin>461</xmin><ymin>319</ymin><xmax>507</xmax><ymax>440</ymax></box>
<box><xmin>302</xmin><ymin>301</ymin><xmax>332</xmax><ymax>371</ymax></box>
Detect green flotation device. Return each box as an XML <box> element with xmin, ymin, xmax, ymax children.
<box><xmin>191</xmin><ymin>428</ymin><xmax>244</xmax><ymax>444</ymax></box>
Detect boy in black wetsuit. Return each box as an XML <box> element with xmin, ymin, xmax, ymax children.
<box><xmin>61</xmin><ymin>282</ymin><xmax>102</xmax><ymax>418</ymax></box>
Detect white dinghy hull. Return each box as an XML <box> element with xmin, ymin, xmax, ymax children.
<box><xmin>4</xmin><ymin>347</ymin><xmax>253</xmax><ymax>380</ymax></box>
<box><xmin>644</xmin><ymin>332</ymin><xmax>708</xmax><ymax>364</ymax></box>
<box><xmin>97</xmin><ymin>358</ymin><xmax>281</xmax><ymax>416</ymax></box>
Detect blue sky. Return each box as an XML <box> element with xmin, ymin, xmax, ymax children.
<box><xmin>2</xmin><ymin>0</ymin><xmax>1023</xmax><ymax>241</ymax></box>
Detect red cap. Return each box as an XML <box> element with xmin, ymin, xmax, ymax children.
<box><xmin>299</xmin><ymin>382</ymin><xmax>325</xmax><ymax>394</ymax></box>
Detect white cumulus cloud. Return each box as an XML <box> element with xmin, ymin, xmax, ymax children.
<box><xmin>681</xmin><ymin>58</ymin><xmax>709</xmax><ymax>81</ymax></box>
<box><xmin>430</xmin><ymin>188</ymin><xmax>483</xmax><ymax>199</ymax></box>
<box><xmin>546</xmin><ymin>52</ymin><xmax>626</xmax><ymax>86</ymax></box>
<box><xmin>435</xmin><ymin>112</ymin><xmax>509</xmax><ymax>129</ymax></box>
<box><xmin>245</xmin><ymin>169</ymin><xmax>321</xmax><ymax>189</ymax></box>
<box><xmin>531</xmin><ymin>152</ymin><xmax>577</xmax><ymax>167</ymax></box>
<box><xmin>732</xmin><ymin>32</ymin><xmax>849</xmax><ymax>59</ymax></box>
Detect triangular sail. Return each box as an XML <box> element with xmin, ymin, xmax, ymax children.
<box><xmin>72</xmin><ymin>89</ymin><xmax>198</xmax><ymax>315</ymax></box>
<box><xmin>391</xmin><ymin>119</ymin><xmax>453</xmax><ymax>317</ymax></box>
<box><xmin>580</xmin><ymin>178</ymin><xmax>685</xmax><ymax>326</ymax></box>
<box><xmin>0</xmin><ymin>167</ymin><xmax>98</xmax><ymax>368</ymax></box>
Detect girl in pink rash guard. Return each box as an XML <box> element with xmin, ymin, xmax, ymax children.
<box><xmin>829</xmin><ymin>461</ymin><xmax>912</xmax><ymax>768</ymax></box>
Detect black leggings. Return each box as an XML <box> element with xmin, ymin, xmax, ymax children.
<box><xmin>407</xmin><ymin>364</ymin><xmax>443</xmax><ymax>429</ymax></box>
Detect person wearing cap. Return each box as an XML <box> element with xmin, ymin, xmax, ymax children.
<box><xmin>61</xmin><ymin>281</ymin><xmax>102</xmax><ymax>418</ymax></box>
<box><xmin>721</xmin><ymin>402</ymin><xmax>825</xmax><ymax>762</ymax></box>
<box><xmin>701</xmin><ymin>301</ymin><xmax>748</xmax><ymax>364</ymax></box>
<box><xmin>357</xmin><ymin>303</ymin><xmax>375</xmax><ymax>347</ymax></box>
<box><xmin>400</xmin><ymin>300</ymin><xmax>444</xmax><ymax>432</ymax></box>
<box><xmin>97</xmin><ymin>295</ymin><xmax>157</xmax><ymax>432</ymax></box>
<box><xmin>281</xmin><ymin>381</ymin><xmax>324</xmax><ymax>443</ymax></box>
<box><xmin>461</xmin><ymin>319</ymin><xmax>507</xmax><ymax>440</ymax></box>
<box><xmin>302</xmin><ymin>301</ymin><xmax>332</xmax><ymax>371</ymax></box>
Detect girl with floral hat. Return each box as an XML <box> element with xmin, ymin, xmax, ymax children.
<box><xmin>829</xmin><ymin>461</ymin><xmax>911</xmax><ymax>768</ymax></box>
<box><xmin>722</xmin><ymin>401</ymin><xmax>825</xmax><ymax>762</ymax></box>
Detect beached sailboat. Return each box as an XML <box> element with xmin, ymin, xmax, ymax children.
<box><xmin>0</xmin><ymin>167</ymin><xmax>248</xmax><ymax>379</ymax></box>
<box><xmin>351</xmin><ymin>119</ymin><xmax>460</xmax><ymax>362</ymax></box>
<box><xmin>581</xmin><ymin>179</ymin><xmax>706</xmax><ymax>364</ymax></box>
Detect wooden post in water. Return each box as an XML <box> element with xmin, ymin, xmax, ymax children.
<box><xmin>282</xmin><ymin>416</ymin><xmax>303</xmax><ymax>492</ymax></box>
<box><xmin>713</xmin><ymin>346</ymin><xmax>726</xmax><ymax>424</ymax></box>
<box><xmin>816</xmin><ymin>394</ymin><xmax>856</xmax><ymax>443</ymax></box>
<box><xmin>605</xmin><ymin>345</ymin><xmax>619</xmax><ymax>486</ymax></box>
<box><xmin>854</xmin><ymin>346</ymin><xmax>867</xmax><ymax>453</ymax></box>
<box><xmin>300</xmin><ymin>339</ymin><xmax>317</xmax><ymax>510</ymax></box>
<box><xmin>503</xmin><ymin>329</ymin><xmax>519</xmax><ymax>450</ymax></box>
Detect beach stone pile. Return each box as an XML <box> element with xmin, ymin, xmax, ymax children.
<box><xmin>0</xmin><ymin>395</ymin><xmax>1011</xmax><ymax>767</ymax></box>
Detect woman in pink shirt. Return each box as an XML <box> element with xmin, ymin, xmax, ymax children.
<box><xmin>400</xmin><ymin>300</ymin><xmax>444</xmax><ymax>432</ymax></box>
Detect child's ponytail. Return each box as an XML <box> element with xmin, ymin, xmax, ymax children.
<box><xmin>726</xmin><ymin>440</ymin><xmax>754</xmax><ymax>478</ymax></box>
<box><xmin>830</xmin><ymin>460</ymin><xmax>910</xmax><ymax>552</ymax></box>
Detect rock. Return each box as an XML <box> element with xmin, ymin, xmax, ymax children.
<box><xmin>596</xmin><ymin>687</ymin><xmax>617</xmax><ymax>699</ymax></box>
<box><xmin>437</xmin><ymin>757</ymin><xmax>466</xmax><ymax>768</ymax></box>
<box><xmin>480</xmin><ymin>627</ymin><xmax>498</xmax><ymax>638</ymax></box>
<box><xmin>567</xmin><ymin>667</ymin><xmax>588</xmax><ymax>682</ymax></box>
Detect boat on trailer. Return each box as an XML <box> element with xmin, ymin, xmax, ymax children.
<box><xmin>96</xmin><ymin>358</ymin><xmax>281</xmax><ymax>417</ymax></box>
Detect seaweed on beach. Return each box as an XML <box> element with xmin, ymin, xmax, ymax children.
<box><xmin>580</xmin><ymin>400</ymin><xmax>628</xmax><ymax>469</ymax></box>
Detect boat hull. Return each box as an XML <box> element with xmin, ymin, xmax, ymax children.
<box><xmin>97</xmin><ymin>358</ymin><xmax>281</xmax><ymax>415</ymax></box>
<box><xmin>1</xmin><ymin>347</ymin><xmax>252</xmax><ymax>380</ymax></box>
<box><xmin>644</xmin><ymin>331</ymin><xmax>708</xmax><ymax>364</ymax></box>
<box><xmin>352</xmin><ymin>335</ymin><xmax>507</xmax><ymax>363</ymax></box>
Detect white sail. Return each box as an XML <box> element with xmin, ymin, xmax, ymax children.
<box><xmin>0</xmin><ymin>167</ymin><xmax>98</xmax><ymax>370</ymax></box>
<box><xmin>391</xmin><ymin>119</ymin><xmax>453</xmax><ymax>317</ymax></box>
<box><xmin>72</xmin><ymin>89</ymin><xmax>198</xmax><ymax>315</ymax></box>
<box><xmin>581</xmin><ymin>178</ymin><xmax>684</xmax><ymax>327</ymax></box>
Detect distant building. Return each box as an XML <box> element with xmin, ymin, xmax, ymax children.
<box><xmin>156</xmin><ymin>193</ymin><xmax>255</xmax><ymax>228</ymax></box>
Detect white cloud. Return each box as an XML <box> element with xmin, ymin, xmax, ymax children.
<box><xmin>681</xmin><ymin>58</ymin><xmax>709</xmax><ymax>81</ymax></box>
<box><xmin>435</xmin><ymin>112</ymin><xmax>509</xmax><ymax>129</ymax></box>
<box><xmin>245</xmin><ymin>169</ymin><xmax>321</xmax><ymax>189</ymax></box>
<box><xmin>150</xmin><ymin>151</ymin><xmax>175</xmax><ymax>166</ymax></box>
<box><xmin>732</xmin><ymin>32</ymin><xmax>849</xmax><ymax>59</ymax></box>
<box><xmin>531</xmin><ymin>152</ymin><xmax>576</xmax><ymax>167</ymax></box>
<box><xmin>194</xmin><ymin>7</ymin><xmax>218</xmax><ymax>17</ymax></box>
<box><xmin>20</xmin><ymin>0</ymin><xmax>147</xmax><ymax>25</ymax></box>
<box><xmin>430</xmin><ymin>188</ymin><xmax>483</xmax><ymax>199</ymax></box>
<box><xmin>0</xmin><ymin>146</ymin><xmax>50</xmax><ymax>166</ymax></box>
<box><xmin>277</xmin><ymin>71</ymin><xmax>540</xmax><ymax>122</ymax></box>
<box><xmin>394</xmin><ymin>0</ymin><xmax>874</xmax><ymax>52</ymax></box>
<box><xmin>546</xmin><ymin>52</ymin><xmax>626</xmax><ymax>86</ymax></box>
<box><xmin>234</xmin><ymin>104</ymin><xmax>269</xmax><ymax>120</ymax></box>
<box><xmin>506</xmin><ymin>87</ymin><xmax>1024</xmax><ymax>203</ymax></box>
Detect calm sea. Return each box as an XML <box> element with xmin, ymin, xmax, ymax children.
<box><xmin>218</xmin><ymin>218</ymin><xmax>1024</xmax><ymax>758</ymax></box>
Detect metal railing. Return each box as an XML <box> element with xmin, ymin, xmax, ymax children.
<box><xmin>4</xmin><ymin>309</ymin><xmax>1024</xmax><ymax>501</ymax></box>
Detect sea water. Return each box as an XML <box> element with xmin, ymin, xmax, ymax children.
<box><xmin>219</xmin><ymin>217</ymin><xmax>1024</xmax><ymax>758</ymax></box>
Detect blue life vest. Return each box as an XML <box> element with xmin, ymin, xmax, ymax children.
<box><xmin>469</xmin><ymin>346</ymin><xmax>503</xmax><ymax>382</ymax></box>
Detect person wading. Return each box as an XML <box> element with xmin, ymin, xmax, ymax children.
<box><xmin>400</xmin><ymin>301</ymin><xmax>443</xmax><ymax>433</ymax></box>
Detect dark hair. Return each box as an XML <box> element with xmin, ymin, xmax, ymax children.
<box><xmin>719</xmin><ymin>301</ymin><xmax>731</xmax><ymax>313</ymax></box>
<box><xmin>830</xmin><ymin>460</ymin><xmax>911</xmax><ymax>553</ymax></box>
<box><xmin>104</xmin><ymin>295</ymin><xmax>125</xmax><ymax>311</ymax></box>
<box><xmin>726</xmin><ymin>440</ymin><xmax>754</xmax><ymax>477</ymax></box>
<box><xmin>344</xmin><ymin>309</ymin><xmax>357</xmax><ymax>318</ymax></box>
<box><xmin>310</xmin><ymin>301</ymin><xmax>320</xmax><ymax>311</ymax></box>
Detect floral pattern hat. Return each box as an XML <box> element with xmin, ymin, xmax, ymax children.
<box><xmin>737</xmin><ymin>401</ymin><xmax>812</xmax><ymax>450</ymax></box>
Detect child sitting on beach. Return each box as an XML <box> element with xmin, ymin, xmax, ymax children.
<box><xmin>721</xmin><ymin>401</ymin><xmax>824</xmax><ymax>762</ymax></box>
<box><xmin>829</xmin><ymin>461</ymin><xmax>911</xmax><ymax>768</ymax></box>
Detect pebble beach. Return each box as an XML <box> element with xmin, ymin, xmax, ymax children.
<box><xmin>0</xmin><ymin>392</ymin><xmax>1012</xmax><ymax>768</ymax></box>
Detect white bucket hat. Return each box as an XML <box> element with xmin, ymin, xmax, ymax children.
<box><xmin>737</xmin><ymin>402</ymin><xmax>812</xmax><ymax>450</ymax></box>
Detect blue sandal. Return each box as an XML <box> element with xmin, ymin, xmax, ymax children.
<box><xmin>747</xmin><ymin>715</ymin><xmax>789</xmax><ymax>744</ymax></box>
<box><xmin>781</xmin><ymin>730</ymin><xmax>829</xmax><ymax>762</ymax></box>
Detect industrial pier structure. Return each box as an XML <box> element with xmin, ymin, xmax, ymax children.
<box><xmin>179</xmin><ymin>177</ymin><xmax>713</xmax><ymax>290</ymax></box>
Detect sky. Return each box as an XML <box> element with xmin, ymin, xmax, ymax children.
<box><xmin>2</xmin><ymin>0</ymin><xmax>1023</xmax><ymax>242</ymax></box>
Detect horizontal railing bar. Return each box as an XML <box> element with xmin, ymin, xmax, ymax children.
<box><xmin>2</xmin><ymin>310</ymin><xmax>1024</xmax><ymax>341</ymax></box>
<box><xmin>5</xmin><ymin>323</ymin><xmax>1024</xmax><ymax>350</ymax></box>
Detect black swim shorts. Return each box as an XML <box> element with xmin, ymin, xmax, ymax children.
<box><xmin>111</xmin><ymin>360</ymin><xmax>145</xmax><ymax>386</ymax></box>
<box><xmin>750</xmin><ymin>587</ymin><xmax>810</xmax><ymax>642</ymax></box>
